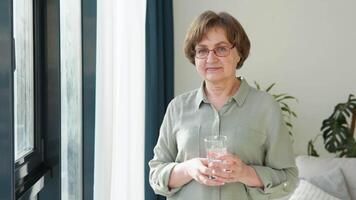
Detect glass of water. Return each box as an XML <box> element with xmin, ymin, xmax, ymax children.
<box><xmin>204</xmin><ymin>135</ymin><xmax>227</xmax><ymax>179</ymax></box>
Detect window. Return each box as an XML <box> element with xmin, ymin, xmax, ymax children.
<box><xmin>13</xmin><ymin>0</ymin><xmax>35</xmax><ymax>162</ymax></box>
<box><xmin>0</xmin><ymin>0</ymin><xmax>95</xmax><ymax>198</ymax></box>
<box><xmin>13</xmin><ymin>0</ymin><xmax>46</xmax><ymax>199</ymax></box>
<box><xmin>60</xmin><ymin>0</ymin><xmax>83</xmax><ymax>198</ymax></box>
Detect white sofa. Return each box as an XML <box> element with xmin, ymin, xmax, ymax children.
<box><xmin>279</xmin><ymin>155</ymin><xmax>356</xmax><ymax>200</ymax></box>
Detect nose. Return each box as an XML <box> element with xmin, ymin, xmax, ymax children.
<box><xmin>206</xmin><ymin>50</ymin><xmax>218</xmax><ymax>63</ymax></box>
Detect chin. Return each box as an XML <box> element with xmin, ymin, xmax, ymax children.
<box><xmin>204</xmin><ymin>75</ymin><xmax>224</xmax><ymax>82</ymax></box>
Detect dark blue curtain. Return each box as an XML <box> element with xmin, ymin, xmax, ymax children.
<box><xmin>144</xmin><ymin>0</ymin><xmax>174</xmax><ymax>200</ymax></box>
<box><xmin>82</xmin><ymin>0</ymin><xmax>97</xmax><ymax>199</ymax></box>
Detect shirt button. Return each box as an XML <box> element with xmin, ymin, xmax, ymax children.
<box><xmin>284</xmin><ymin>182</ymin><xmax>288</xmax><ymax>188</ymax></box>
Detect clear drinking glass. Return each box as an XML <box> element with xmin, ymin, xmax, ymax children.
<box><xmin>204</xmin><ymin>135</ymin><xmax>227</xmax><ymax>179</ymax></box>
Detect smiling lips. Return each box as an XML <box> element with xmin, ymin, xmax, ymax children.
<box><xmin>206</xmin><ymin>67</ymin><xmax>222</xmax><ymax>72</ymax></box>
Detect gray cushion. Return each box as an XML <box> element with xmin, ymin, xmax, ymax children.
<box><xmin>296</xmin><ymin>155</ymin><xmax>356</xmax><ymax>200</ymax></box>
<box><xmin>307</xmin><ymin>168</ymin><xmax>351</xmax><ymax>200</ymax></box>
<box><xmin>289</xmin><ymin>180</ymin><xmax>341</xmax><ymax>200</ymax></box>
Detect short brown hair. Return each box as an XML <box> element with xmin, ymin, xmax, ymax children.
<box><xmin>184</xmin><ymin>10</ymin><xmax>250</xmax><ymax>69</ymax></box>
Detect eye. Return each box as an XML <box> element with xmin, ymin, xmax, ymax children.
<box><xmin>215</xmin><ymin>46</ymin><xmax>228</xmax><ymax>54</ymax></box>
<box><xmin>196</xmin><ymin>48</ymin><xmax>209</xmax><ymax>55</ymax></box>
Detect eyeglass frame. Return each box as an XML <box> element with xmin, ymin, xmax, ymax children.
<box><xmin>194</xmin><ymin>45</ymin><xmax>235</xmax><ymax>59</ymax></box>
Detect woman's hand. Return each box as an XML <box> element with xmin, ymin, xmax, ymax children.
<box><xmin>184</xmin><ymin>158</ymin><xmax>225</xmax><ymax>186</ymax></box>
<box><xmin>209</xmin><ymin>154</ymin><xmax>263</xmax><ymax>187</ymax></box>
<box><xmin>208</xmin><ymin>154</ymin><xmax>246</xmax><ymax>183</ymax></box>
<box><xmin>169</xmin><ymin>157</ymin><xmax>225</xmax><ymax>189</ymax></box>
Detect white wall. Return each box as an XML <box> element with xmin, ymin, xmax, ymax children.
<box><xmin>173</xmin><ymin>0</ymin><xmax>356</xmax><ymax>156</ymax></box>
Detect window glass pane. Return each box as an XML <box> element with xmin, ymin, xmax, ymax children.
<box><xmin>13</xmin><ymin>0</ymin><xmax>34</xmax><ymax>161</ymax></box>
<box><xmin>60</xmin><ymin>0</ymin><xmax>83</xmax><ymax>199</ymax></box>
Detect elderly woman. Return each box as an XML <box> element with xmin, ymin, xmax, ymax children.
<box><xmin>149</xmin><ymin>10</ymin><xmax>298</xmax><ymax>200</ymax></box>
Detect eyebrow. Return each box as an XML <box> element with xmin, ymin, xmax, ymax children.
<box><xmin>196</xmin><ymin>41</ymin><xmax>231</xmax><ymax>48</ymax></box>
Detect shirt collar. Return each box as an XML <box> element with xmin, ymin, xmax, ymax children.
<box><xmin>231</xmin><ymin>77</ymin><xmax>250</xmax><ymax>106</ymax></box>
<box><xmin>195</xmin><ymin>81</ymin><xmax>208</xmax><ymax>110</ymax></box>
<box><xmin>194</xmin><ymin>77</ymin><xmax>251</xmax><ymax>110</ymax></box>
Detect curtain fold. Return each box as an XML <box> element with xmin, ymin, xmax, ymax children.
<box><xmin>94</xmin><ymin>0</ymin><xmax>146</xmax><ymax>199</ymax></box>
<box><xmin>145</xmin><ymin>1</ymin><xmax>174</xmax><ymax>200</ymax></box>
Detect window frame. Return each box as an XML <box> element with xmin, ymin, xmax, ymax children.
<box><xmin>13</xmin><ymin>0</ymin><xmax>50</xmax><ymax>199</ymax></box>
<box><xmin>82</xmin><ymin>0</ymin><xmax>97</xmax><ymax>198</ymax></box>
<box><xmin>0</xmin><ymin>0</ymin><xmax>96</xmax><ymax>198</ymax></box>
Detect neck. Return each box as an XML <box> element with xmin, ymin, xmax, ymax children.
<box><xmin>205</xmin><ymin>77</ymin><xmax>240</xmax><ymax>99</ymax></box>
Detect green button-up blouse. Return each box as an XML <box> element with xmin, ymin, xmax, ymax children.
<box><xmin>149</xmin><ymin>78</ymin><xmax>298</xmax><ymax>200</ymax></box>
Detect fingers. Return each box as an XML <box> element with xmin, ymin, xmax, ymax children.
<box><xmin>198</xmin><ymin>165</ymin><xmax>212</xmax><ymax>176</ymax></box>
<box><xmin>197</xmin><ymin>164</ymin><xmax>231</xmax><ymax>184</ymax></box>
<box><xmin>207</xmin><ymin>154</ymin><xmax>245</xmax><ymax>183</ymax></box>
<box><xmin>209</xmin><ymin>160</ymin><xmax>230</xmax><ymax>169</ymax></box>
<box><xmin>198</xmin><ymin>164</ymin><xmax>225</xmax><ymax>180</ymax></box>
<box><xmin>211</xmin><ymin>168</ymin><xmax>234</xmax><ymax>180</ymax></box>
<box><xmin>193</xmin><ymin>163</ymin><xmax>225</xmax><ymax>186</ymax></box>
<box><xmin>209</xmin><ymin>160</ymin><xmax>235</xmax><ymax>175</ymax></box>
<box><xmin>217</xmin><ymin>153</ymin><xmax>240</xmax><ymax>163</ymax></box>
<box><xmin>209</xmin><ymin>162</ymin><xmax>233</xmax><ymax>178</ymax></box>
<box><xmin>200</xmin><ymin>158</ymin><xmax>209</xmax><ymax>166</ymax></box>
<box><xmin>195</xmin><ymin>173</ymin><xmax>225</xmax><ymax>186</ymax></box>
<box><xmin>213</xmin><ymin>154</ymin><xmax>245</xmax><ymax>172</ymax></box>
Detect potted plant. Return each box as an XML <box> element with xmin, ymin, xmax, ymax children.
<box><xmin>308</xmin><ymin>94</ymin><xmax>356</xmax><ymax>157</ymax></box>
<box><xmin>254</xmin><ymin>82</ymin><xmax>298</xmax><ymax>136</ymax></box>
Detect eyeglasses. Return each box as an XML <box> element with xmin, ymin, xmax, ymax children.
<box><xmin>194</xmin><ymin>45</ymin><xmax>235</xmax><ymax>59</ymax></box>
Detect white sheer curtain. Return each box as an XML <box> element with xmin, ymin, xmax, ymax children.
<box><xmin>94</xmin><ymin>0</ymin><xmax>146</xmax><ymax>199</ymax></box>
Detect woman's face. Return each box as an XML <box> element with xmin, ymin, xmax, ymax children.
<box><xmin>194</xmin><ymin>27</ymin><xmax>240</xmax><ymax>83</ymax></box>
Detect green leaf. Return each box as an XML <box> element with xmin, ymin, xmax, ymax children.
<box><xmin>276</xmin><ymin>95</ymin><xmax>297</xmax><ymax>102</ymax></box>
<box><xmin>254</xmin><ymin>81</ymin><xmax>261</xmax><ymax>90</ymax></box>
<box><xmin>322</xmin><ymin>117</ymin><xmax>350</xmax><ymax>153</ymax></box>
<box><xmin>308</xmin><ymin>140</ymin><xmax>319</xmax><ymax>157</ymax></box>
<box><xmin>281</xmin><ymin>106</ymin><xmax>290</xmax><ymax>113</ymax></box>
<box><xmin>336</xmin><ymin>137</ymin><xmax>356</xmax><ymax>157</ymax></box>
<box><xmin>273</xmin><ymin>93</ymin><xmax>288</xmax><ymax>99</ymax></box>
<box><xmin>291</xmin><ymin>111</ymin><xmax>297</xmax><ymax>117</ymax></box>
<box><xmin>265</xmin><ymin>83</ymin><xmax>276</xmax><ymax>92</ymax></box>
<box><xmin>280</xmin><ymin>102</ymin><xmax>290</xmax><ymax>109</ymax></box>
<box><xmin>285</xmin><ymin>122</ymin><xmax>293</xmax><ymax>128</ymax></box>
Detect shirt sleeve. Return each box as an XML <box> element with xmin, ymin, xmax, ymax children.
<box><xmin>148</xmin><ymin>101</ymin><xmax>182</xmax><ymax>197</ymax></box>
<box><xmin>247</xmin><ymin>99</ymin><xmax>299</xmax><ymax>199</ymax></box>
